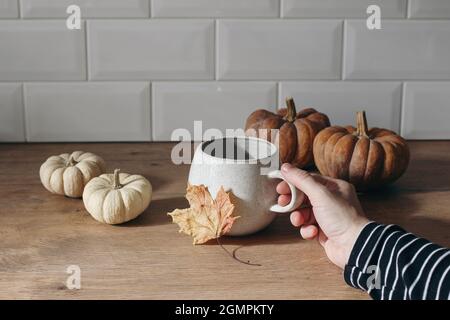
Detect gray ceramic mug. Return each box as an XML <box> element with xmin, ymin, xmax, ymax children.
<box><xmin>188</xmin><ymin>136</ymin><xmax>305</xmax><ymax>236</ymax></box>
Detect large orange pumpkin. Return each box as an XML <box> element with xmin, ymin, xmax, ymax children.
<box><xmin>313</xmin><ymin>111</ymin><xmax>410</xmax><ymax>190</ymax></box>
<box><xmin>245</xmin><ymin>97</ymin><xmax>330</xmax><ymax>168</ymax></box>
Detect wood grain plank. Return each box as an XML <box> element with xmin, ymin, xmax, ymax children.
<box><xmin>0</xmin><ymin>141</ymin><xmax>449</xmax><ymax>299</ymax></box>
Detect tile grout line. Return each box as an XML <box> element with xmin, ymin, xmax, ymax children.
<box><xmin>147</xmin><ymin>0</ymin><xmax>153</xmax><ymax>140</ymax></box>
<box><xmin>276</xmin><ymin>82</ymin><xmax>280</xmax><ymax>110</ymax></box>
<box><xmin>17</xmin><ymin>0</ymin><xmax>21</xmax><ymax>18</ymax></box>
<box><xmin>2</xmin><ymin>79</ymin><xmax>450</xmax><ymax>83</ymax></box>
<box><xmin>399</xmin><ymin>82</ymin><xmax>405</xmax><ymax>136</ymax></box>
<box><xmin>406</xmin><ymin>0</ymin><xmax>411</xmax><ymax>19</ymax></box>
<box><xmin>7</xmin><ymin>17</ymin><xmax>424</xmax><ymax>21</ymax></box>
<box><xmin>279</xmin><ymin>0</ymin><xmax>283</xmax><ymax>18</ymax></box>
<box><xmin>84</xmin><ymin>20</ymin><xmax>89</xmax><ymax>80</ymax></box>
<box><xmin>151</xmin><ymin>82</ymin><xmax>155</xmax><ymax>141</ymax></box>
<box><xmin>6</xmin><ymin>17</ymin><xmax>449</xmax><ymax>21</ymax></box>
<box><xmin>341</xmin><ymin>20</ymin><xmax>346</xmax><ymax>81</ymax></box>
<box><xmin>276</xmin><ymin>82</ymin><xmax>279</xmax><ymax>108</ymax></box>
<box><xmin>214</xmin><ymin>19</ymin><xmax>218</xmax><ymax>81</ymax></box>
<box><xmin>21</xmin><ymin>83</ymin><xmax>28</xmax><ymax>142</ymax></box>
<box><xmin>149</xmin><ymin>82</ymin><xmax>153</xmax><ymax>141</ymax></box>
<box><xmin>148</xmin><ymin>0</ymin><xmax>152</xmax><ymax>18</ymax></box>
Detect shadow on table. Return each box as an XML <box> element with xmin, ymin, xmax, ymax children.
<box><xmin>123</xmin><ymin>184</ymin><xmax>450</xmax><ymax>249</ymax></box>
<box><xmin>122</xmin><ymin>193</ymin><xmax>300</xmax><ymax>246</ymax></box>
<box><xmin>145</xmin><ymin>174</ymin><xmax>169</xmax><ymax>193</ymax></box>
<box><xmin>398</xmin><ymin>149</ymin><xmax>450</xmax><ymax>192</ymax></box>
<box><xmin>404</xmin><ymin>216</ymin><xmax>450</xmax><ymax>247</ymax></box>
<box><xmin>360</xmin><ymin>185</ymin><xmax>450</xmax><ymax>247</ymax></box>
<box><xmin>200</xmin><ymin>214</ymin><xmax>300</xmax><ymax>266</ymax></box>
<box><xmin>208</xmin><ymin>213</ymin><xmax>300</xmax><ymax>247</ymax></box>
<box><xmin>119</xmin><ymin>196</ymin><xmax>187</xmax><ymax>227</ymax></box>
<box><xmin>358</xmin><ymin>184</ymin><xmax>421</xmax><ymax>219</ymax></box>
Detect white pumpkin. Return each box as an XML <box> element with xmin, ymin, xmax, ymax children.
<box><xmin>83</xmin><ymin>169</ymin><xmax>152</xmax><ymax>224</ymax></box>
<box><xmin>39</xmin><ymin>151</ymin><xmax>106</xmax><ymax>198</ymax></box>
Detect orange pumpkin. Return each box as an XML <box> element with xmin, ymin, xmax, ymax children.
<box><xmin>245</xmin><ymin>97</ymin><xmax>330</xmax><ymax>168</ymax></box>
<box><xmin>313</xmin><ymin>111</ymin><xmax>410</xmax><ymax>190</ymax></box>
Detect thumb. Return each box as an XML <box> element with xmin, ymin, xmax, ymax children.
<box><xmin>281</xmin><ymin>163</ymin><xmax>327</xmax><ymax>202</ymax></box>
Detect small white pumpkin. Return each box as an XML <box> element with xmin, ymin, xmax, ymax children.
<box><xmin>40</xmin><ymin>151</ymin><xmax>106</xmax><ymax>198</ymax></box>
<box><xmin>83</xmin><ymin>169</ymin><xmax>152</xmax><ymax>224</ymax></box>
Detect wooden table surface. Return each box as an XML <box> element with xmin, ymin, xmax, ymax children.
<box><xmin>0</xmin><ymin>141</ymin><xmax>449</xmax><ymax>300</ymax></box>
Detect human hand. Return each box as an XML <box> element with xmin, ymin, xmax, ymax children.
<box><xmin>278</xmin><ymin>163</ymin><xmax>369</xmax><ymax>269</ymax></box>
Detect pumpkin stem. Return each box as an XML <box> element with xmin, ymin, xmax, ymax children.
<box><xmin>113</xmin><ymin>169</ymin><xmax>122</xmax><ymax>189</ymax></box>
<box><xmin>284</xmin><ymin>97</ymin><xmax>297</xmax><ymax>122</ymax></box>
<box><xmin>356</xmin><ymin>111</ymin><xmax>369</xmax><ymax>138</ymax></box>
<box><xmin>66</xmin><ymin>155</ymin><xmax>77</xmax><ymax>166</ymax></box>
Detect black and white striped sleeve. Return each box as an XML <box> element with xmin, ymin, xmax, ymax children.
<box><xmin>344</xmin><ymin>222</ymin><xmax>450</xmax><ymax>300</ymax></box>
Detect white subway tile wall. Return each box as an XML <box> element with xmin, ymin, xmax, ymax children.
<box><xmin>344</xmin><ymin>20</ymin><xmax>450</xmax><ymax>80</ymax></box>
<box><xmin>217</xmin><ymin>20</ymin><xmax>342</xmax><ymax>80</ymax></box>
<box><xmin>24</xmin><ymin>82</ymin><xmax>151</xmax><ymax>142</ymax></box>
<box><xmin>409</xmin><ymin>0</ymin><xmax>450</xmax><ymax>19</ymax></box>
<box><xmin>0</xmin><ymin>84</ymin><xmax>24</xmax><ymax>141</ymax></box>
<box><xmin>0</xmin><ymin>0</ymin><xmax>18</xmax><ymax>18</ymax></box>
<box><xmin>20</xmin><ymin>0</ymin><xmax>150</xmax><ymax>18</ymax></box>
<box><xmin>152</xmin><ymin>0</ymin><xmax>279</xmax><ymax>18</ymax></box>
<box><xmin>152</xmin><ymin>82</ymin><xmax>277</xmax><ymax>140</ymax></box>
<box><xmin>280</xmin><ymin>82</ymin><xmax>402</xmax><ymax>131</ymax></box>
<box><xmin>282</xmin><ymin>0</ymin><xmax>407</xmax><ymax>18</ymax></box>
<box><xmin>88</xmin><ymin>20</ymin><xmax>214</xmax><ymax>80</ymax></box>
<box><xmin>0</xmin><ymin>0</ymin><xmax>449</xmax><ymax>141</ymax></box>
<box><xmin>0</xmin><ymin>20</ymin><xmax>86</xmax><ymax>81</ymax></box>
<box><xmin>402</xmin><ymin>82</ymin><xmax>450</xmax><ymax>139</ymax></box>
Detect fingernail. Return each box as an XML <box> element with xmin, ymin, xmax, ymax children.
<box><xmin>281</xmin><ymin>163</ymin><xmax>293</xmax><ymax>172</ymax></box>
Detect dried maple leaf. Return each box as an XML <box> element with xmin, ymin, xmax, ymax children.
<box><xmin>168</xmin><ymin>184</ymin><xmax>239</xmax><ymax>245</ymax></box>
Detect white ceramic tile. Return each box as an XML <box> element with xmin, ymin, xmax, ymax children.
<box><xmin>282</xmin><ymin>0</ymin><xmax>406</xmax><ymax>18</ymax></box>
<box><xmin>345</xmin><ymin>20</ymin><xmax>450</xmax><ymax>80</ymax></box>
<box><xmin>409</xmin><ymin>0</ymin><xmax>450</xmax><ymax>19</ymax></box>
<box><xmin>152</xmin><ymin>82</ymin><xmax>277</xmax><ymax>141</ymax></box>
<box><xmin>280</xmin><ymin>82</ymin><xmax>402</xmax><ymax>132</ymax></box>
<box><xmin>402</xmin><ymin>82</ymin><xmax>450</xmax><ymax>139</ymax></box>
<box><xmin>0</xmin><ymin>20</ymin><xmax>86</xmax><ymax>81</ymax></box>
<box><xmin>88</xmin><ymin>20</ymin><xmax>214</xmax><ymax>80</ymax></box>
<box><xmin>20</xmin><ymin>0</ymin><xmax>149</xmax><ymax>18</ymax></box>
<box><xmin>0</xmin><ymin>0</ymin><xmax>18</xmax><ymax>18</ymax></box>
<box><xmin>0</xmin><ymin>84</ymin><xmax>25</xmax><ymax>142</ymax></box>
<box><xmin>24</xmin><ymin>83</ymin><xmax>150</xmax><ymax>142</ymax></box>
<box><xmin>152</xmin><ymin>0</ymin><xmax>279</xmax><ymax>18</ymax></box>
<box><xmin>217</xmin><ymin>20</ymin><xmax>342</xmax><ymax>80</ymax></box>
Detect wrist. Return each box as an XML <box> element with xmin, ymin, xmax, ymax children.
<box><xmin>342</xmin><ymin>217</ymin><xmax>370</xmax><ymax>267</ymax></box>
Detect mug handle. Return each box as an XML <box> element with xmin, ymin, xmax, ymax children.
<box><xmin>267</xmin><ymin>170</ymin><xmax>305</xmax><ymax>213</ymax></box>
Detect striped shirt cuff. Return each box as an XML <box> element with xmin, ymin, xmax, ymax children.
<box><xmin>344</xmin><ymin>221</ymin><xmax>450</xmax><ymax>300</ymax></box>
<box><xmin>344</xmin><ymin>222</ymin><xmax>409</xmax><ymax>295</ymax></box>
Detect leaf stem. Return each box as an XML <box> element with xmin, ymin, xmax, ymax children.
<box><xmin>216</xmin><ymin>237</ymin><xmax>261</xmax><ymax>267</ymax></box>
